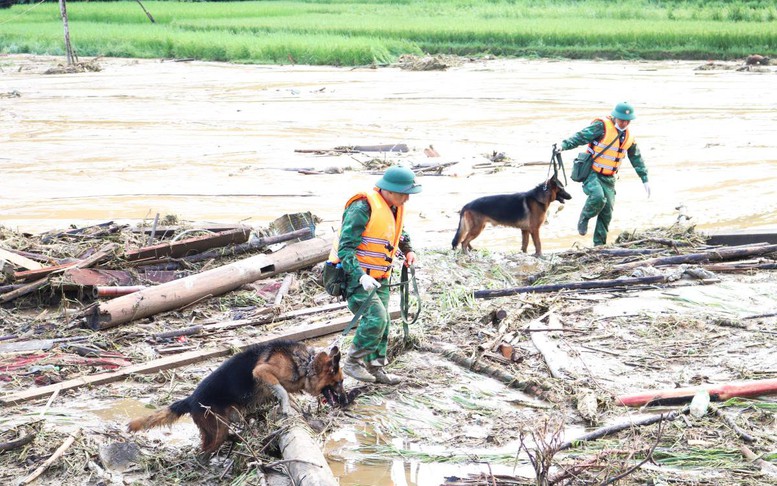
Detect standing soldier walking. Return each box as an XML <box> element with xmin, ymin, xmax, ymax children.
<box><xmin>327</xmin><ymin>166</ymin><xmax>421</xmax><ymax>384</ymax></box>
<box><xmin>556</xmin><ymin>102</ymin><xmax>651</xmax><ymax>246</ymax></box>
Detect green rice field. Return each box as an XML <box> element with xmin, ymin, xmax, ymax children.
<box><xmin>1</xmin><ymin>0</ymin><xmax>775</xmax><ymax>65</ymax></box>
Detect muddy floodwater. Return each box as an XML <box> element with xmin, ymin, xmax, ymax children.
<box><xmin>1</xmin><ymin>55</ymin><xmax>776</xmax><ymax>250</ymax></box>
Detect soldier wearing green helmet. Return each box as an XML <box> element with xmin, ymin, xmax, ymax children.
<box><xmin>327</xmin><ymin>165</ymin><xmax>421</xmax><ymax>384</ymax></box>
<box><xmin>555</xmin><ymin>102</ymin><xmax>651</xmax><ymax>246</ymax></box>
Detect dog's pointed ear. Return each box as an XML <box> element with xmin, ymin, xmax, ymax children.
<box><xmin>329</xmin><ymin>347</ymin><xmax>341</xmax><ymax>373</ymax></box>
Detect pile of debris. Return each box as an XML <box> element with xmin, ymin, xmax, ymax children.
<box><xmin>1</xmin><ymin>220</ymin><xmax>776</xmax><ymax>485</ymax></box>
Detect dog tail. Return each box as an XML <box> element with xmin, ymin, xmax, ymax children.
<box><xmin>127</xmin><ymin>397</ymin><xmax>191</xmax><ymax>432</ymax></box>
<box><xmin>451</xmin><ymin>209</ymin><xmax>465</xmax><ymax>249</ymax></box>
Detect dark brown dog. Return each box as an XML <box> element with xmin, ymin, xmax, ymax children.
<box><xmin>452</xmin><ymin>177</ymin><xmax>571</xmax><ymax>256</ymax></box>
<box><xmin>127</xmin><ymin>339</ymin><xmax>344</xmax><ymax>456</ymax></box>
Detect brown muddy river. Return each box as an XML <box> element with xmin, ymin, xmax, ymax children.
<box><xmin>2</xmin><ymin>55</ymin><xmax>776</xmax><ymax>251</ymax></box>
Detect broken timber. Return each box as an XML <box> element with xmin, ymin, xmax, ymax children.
<box><xmin>474</xmin><ymin>275</ymin><xmax>667</xmax><ymax>299</ymax></box>
<box><xmin>0</xmin><ymin>247</ymin><xmax>44</xmax><ymax>270</ymax></box>
<box><xmin>123</xmin><ymin>227</ymin><xmax>251</xmax><ymax>261</ymax></box>
<box><xmin>1</xmin><ymin>309</ymin><xmax>399</xmax><ymax>406</ymax></box>
<box><xmin>613</xmin><ymin>243</ymin><xmax>777</xmax><ymax>272</ymax></box>
<box><xmin>85</xmin><ymin>236</ymin><xmax>333</xmax><ymax>330</ymax></box>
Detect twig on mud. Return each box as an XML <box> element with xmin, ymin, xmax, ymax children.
<box><xmin>712</xmin><ymin>405</ymin><xmax>756</xmax><ymax>443</ymax></box>
<box><xmin>18</xmin><ymin>429</ymin><xmax>81</xmax><ymax>485</ymax></box>
<box><xmin>740</xmin><ymin>444</ymin><xmax>777</xmax><ymax>477</ymax></box>
<box><xmin>558</xmin><ymin>406</ymin><xmax>689</xmax><ymax>451</ymax></box>
<box><xmin>599</xmin><ymin>421</ymin><xmax>665</xmax><ymax>485</ymax></box>
<box><xmin>0</xmin><ymin>421</ymin><xmax>42</xmax><ymax>452</ymax></box>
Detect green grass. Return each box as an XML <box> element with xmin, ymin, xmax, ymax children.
<box><xmin>1</xmin><ymin>0</ymin><xmax>776</xmax><ymax>65</ymax></box>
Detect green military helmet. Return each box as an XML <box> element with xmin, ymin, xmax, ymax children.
<box><xmin>375</xmin><ymin>165</ymin><xmax>422</xmax><ymax>194</ymax></box>
<box><xmin>611</xmin><ymin>102</ymin><xmax>636</xmax><ymax>120</ymax></box>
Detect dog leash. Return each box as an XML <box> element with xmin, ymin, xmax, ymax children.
<box><xmin>548</xmin><ymin>145</ymin><xmax>568</xmax><ymax>186</ymax></box>
<box><xmin>337</xmin><ymin>264</ymin><xmax>421</xmax><ymax>344</ymax></box>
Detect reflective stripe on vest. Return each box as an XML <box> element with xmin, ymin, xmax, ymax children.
<box><xmin>586</xmin><ymin>117</ymin><xmax>634</xmax><ymax>176</ymax></box>
<box><xmin>327</xmin><ymin>189</ymin><xmax>403</xmax><ymax>279</ymax></box>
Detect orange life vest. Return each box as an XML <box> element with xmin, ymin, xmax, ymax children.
<box><xmin>587</xmin><ymin>116</ymin><xmax>634</xmax><ymax>176</ymax></box>
<box><xmin>328</xmin><ymin>189</ymin><xmax>404</xmax><ymax>279</ymax></box>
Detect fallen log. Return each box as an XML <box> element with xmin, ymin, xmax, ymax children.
<box><xmin>613</xmin><ymin>243</ymin><xmax>777</xmax><ymax>272</ymax></box>
<box><xmin>85</xmin><ymin>236</ymin><xmax>332</xmax><ymax>330</ymax></box>
<box><xmin>123</xmin><ymin>227</ymin><xmax>251</xmax><ymax>262</ymax></box>
<box><xmin>1</xmin><ymin>309</ymin><xmax>397</xmax><ymax>406</ymax></box>
<box><xmin>474</xmin><ymin>275</ymin><xmax>666</xmax><ymax>299</ymax></box>
<box><xmin>616</xmin><ymin>378</ymin><xmax>777</xmax><ymax>407</ymax></box>
<box><xmin>278</xmin><ymin>417</ymin><xmax>339</xmax><ymax>486</ymax></box>
<box><xmin>558</xmin><ymin>407</ymin><xmax>687</xmax><ymax>451</ymax></box>
<box><xmin>421</xmin><ymin>344</ymin><xmax>552</xmax><ymax>403</ymax></box>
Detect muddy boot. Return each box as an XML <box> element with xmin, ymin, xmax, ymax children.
<box><xmin>342</xmin><ymin>355</ymin><xmax>376</xmax><ymax>383</ymax></box>
<box><xmin>577</xmin><ymin>215</ymin><xmax>589</xmax><ymax>236</ymax></box>
<box><xmin>368</xmin><ymin>365</ymin><xmax>403</xmax><ymax>385</ymax></box>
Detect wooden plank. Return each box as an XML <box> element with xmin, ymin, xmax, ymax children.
<box><xmin>706</xmin><ymin>231</ymin><xmax>777</xmax><ymax>246</ymax></box>
<box><xmin>124</xmin><ymin>227</ymin><xmax>251</xmax><ymax>262</ymax></box>
<box><xmin>0</xmin><ymin>247</ymin><xmax>44</xmax><ymax>270</ymax></box>
<box><xmin>0</xmin><ymin>309</ymin><xmax>399</xmax><ymax>406</ymax></box>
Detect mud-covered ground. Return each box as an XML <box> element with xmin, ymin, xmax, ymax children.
<box><xmin>0</xmin><ymin>55</ymin><xmax>776</xmax><ymax>485</ymax></box>
<box><xmin>0</xmin><ymin>222</ymin><xmax>775</xmax><ymax>485</ymax></box>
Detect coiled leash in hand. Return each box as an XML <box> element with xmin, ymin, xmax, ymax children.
<box><xmin>547</xmin><ymin>143</ymin><xmax>568</xmax><ymax>187</ymax></box>
<box><xmin>339</xmin><ymin>264</ymin><xmax>421</xmax><ymax>342</ymax></box>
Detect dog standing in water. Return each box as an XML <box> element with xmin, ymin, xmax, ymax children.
<box><xmin>127</xmin><ymin>339</ymin><xmax>345</xmax><ymax>456</ymax></box>
<box><xmin>452</xmin><ymin>177</ymin><xmax>571</xmax><ymax>256</ymax></box>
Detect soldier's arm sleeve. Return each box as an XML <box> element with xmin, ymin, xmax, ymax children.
<box><xmin>561</xmin><ymin>121</ymin><xmax>605</xmax><ymax>151</ymax></box>
<box><xmin>627</xmin><ymin>142</ymin><xmax>649</xmax><ymax>183</ymax></box>
<box><xmin>337</xmin><ymin>200</ymin><xmax>370</xmax><ymax>278</ymax></box>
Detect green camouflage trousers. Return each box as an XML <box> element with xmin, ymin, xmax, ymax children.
<box><xmin>346</xmin><ymin>281</ymin><xmax>391</xmax><ymax>365</ymax></box>
<box><xmin>580</xmin><ymin>171</ymin><xmax>617</xmax><ymax>246</ymax></box>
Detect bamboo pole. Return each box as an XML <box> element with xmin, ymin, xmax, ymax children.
<box><xmin>278</xmin><ymin>418</ymin><xmax>339</xmax><ymax>486</ymax></box>
<box><xmin>85</xmin><ymin>236</ymin><xmax>332</xmax><ymax>330</ymax></box>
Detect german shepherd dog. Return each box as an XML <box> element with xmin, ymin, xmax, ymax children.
<box><xmin>452</xmin><ymin>177</ymin><xmax>571</xmax><ymax>256</ymax></box>
<box><xmin>127</xmin><ymin>339</ymin><xmax>345</xmax><ymax>456</ymax></box>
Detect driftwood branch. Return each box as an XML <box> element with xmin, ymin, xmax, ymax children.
<box><xmin>474</xmin><ymin>275</ymin><xmax>666</xmax><ymax>299</ymax></box>
<box><xmin>712</xmin><ymin>406</ymin><xmax>756</xmax><ymax>443</ymax></box>
<box><xmin>422</xmin><ymin>344</ymin><xmax>551</xmax><ymax>403</ymax></box>
<box><xmin>18</xmin><ymin>429</ymin><xmax>80</xmax><ymax>485</ymax></box>
<box><xmin>740</xmin><ymin>444</ymin><xmax>777</xmax><ymax>477</ymax></box>
<box><xmin>558</xmin><ymin>407</ymin><xmax>688</xmax><ymax>451</ymax></box>
<box><xmin>613</xmin><ymin>243</ymin><xmax>777</xmax><ymax>271</ymax></box>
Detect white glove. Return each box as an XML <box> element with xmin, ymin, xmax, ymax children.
<box><xmin>554</xmin><ymin>141</ymin><xmax>565</xmax><ymax>154</ymax></box>
<box><xmin>359</xmin><ymin>274</ymin><xmax>381</xmax><ymax>291</ymax></box>
<box><xmin>643</xmin><ymin>182</ymin><xmax>651</xmax><ymax>198</ymax></box>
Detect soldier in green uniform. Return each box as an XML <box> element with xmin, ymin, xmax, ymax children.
<box><xmin>556</xmin><ymin>102</ymin><xmax>651</xmax><ymax>246</ymax></box>
<box><xmin>327</xmin><ymin>166</ymin><xmax>421</xmax><ymax>384</ymax></box>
